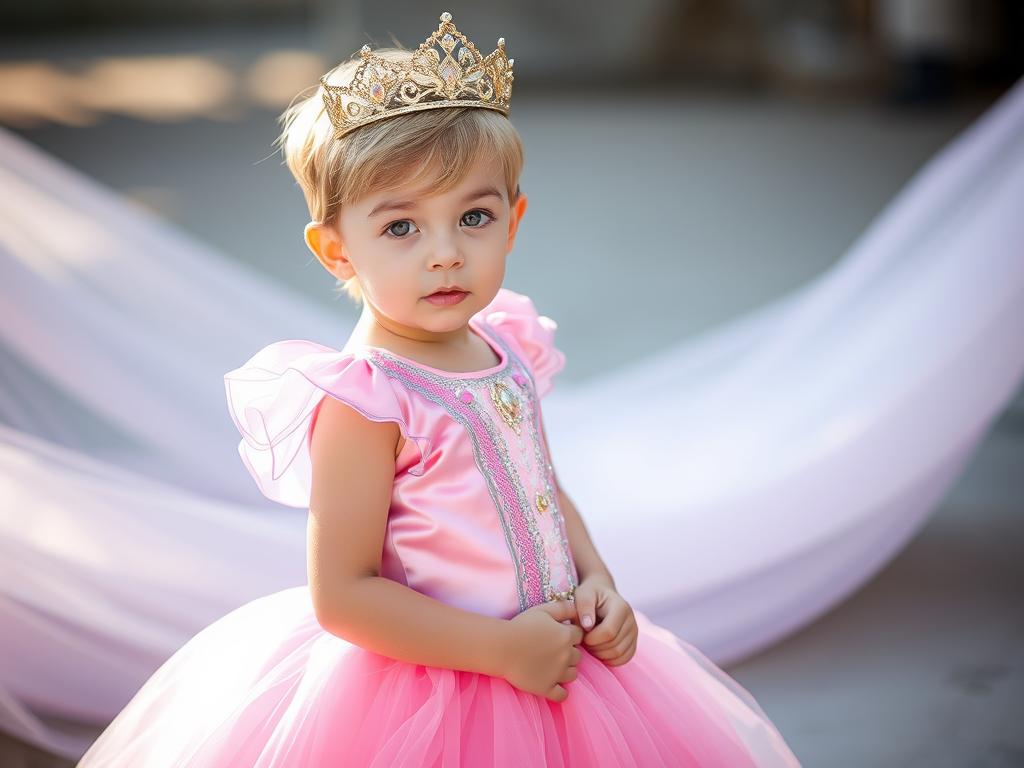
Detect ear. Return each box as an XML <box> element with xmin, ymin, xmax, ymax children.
<box><xmin>304</xmin><ymin>221</ymin><xmax>356</xmax><ymax>281</ymax></box>
<box><xmin>506</xmin><ymin>193</ymin><xmax>528</xmax><ymax>252</ymax></box>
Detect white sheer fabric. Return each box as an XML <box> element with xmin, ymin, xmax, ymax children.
<box><xmin>1</xmin><ymin>76</ymin><xmax>1022</xmax><ymax>760</ymax></box>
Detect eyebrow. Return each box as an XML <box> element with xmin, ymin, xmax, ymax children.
<box><xmin>367</xmin><ymin>186</ymin><xmax>504</xmax><ymax>219</ymax></box>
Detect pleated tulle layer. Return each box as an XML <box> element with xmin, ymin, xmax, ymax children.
<box><xmin>78</xmin><ymin>586</ymin><xmax>801</xmax><ymax>767</ymax></box>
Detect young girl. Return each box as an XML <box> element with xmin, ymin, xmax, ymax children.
<box><xmin>79</xmin><ymin>12</ymin><xmax>801</xmax><ymax>767</ymax></box>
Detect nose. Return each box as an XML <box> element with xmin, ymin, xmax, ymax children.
<box><xmin>427</xmin><ymin>235</ymin><xmax>464</xmax><ymax>271</ymax></box>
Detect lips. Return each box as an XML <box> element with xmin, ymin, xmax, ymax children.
<box><xmin>423</xmin><ymin>288</ymin><xmax>469</xmax><ymax>306</ymax></box>
<box><xmin>426</xmin><ymin>288</ymin><xmax>467</xmax><ymax>297</ymax></box>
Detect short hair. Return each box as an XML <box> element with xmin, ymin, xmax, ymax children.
<box><xmin>276</xmin><ymin>47</ymin><xmax>525</xmax><ymax>304</ymax></box>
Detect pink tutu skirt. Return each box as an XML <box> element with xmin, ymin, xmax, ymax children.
<box><xmin>78</xmin><ymin>586</ymin><xmax>801</xmax><ymax>767</ymax></box>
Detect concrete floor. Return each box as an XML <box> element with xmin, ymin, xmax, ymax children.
<box><xmin>2</xmin><ymin>26</ymin><xmax>1021</xmax><ymax>767</ymax></box>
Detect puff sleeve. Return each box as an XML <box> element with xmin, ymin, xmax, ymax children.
<box><xmin>224</xmin><ymin>340</ymin><xmax>430</xmax><ymax>508</ymax></box>
<box><xmin>481</xmin><ymin>288</ymin><xmax>567</xmax><ymax>399</ymax></box>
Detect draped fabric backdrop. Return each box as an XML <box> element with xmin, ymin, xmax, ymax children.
<box><xmin>2</xmin><ymin>76</ymin><xmax>1022</xmax><ymax>760</ymax></box>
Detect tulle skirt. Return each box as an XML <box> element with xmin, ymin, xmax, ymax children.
<box><xmin>77</xmin><ymin>586</ymin><xmax>801</xmax><ymax>767</ymax></box>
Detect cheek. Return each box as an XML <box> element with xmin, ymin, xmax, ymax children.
<box><xmin>476</xmin><ymin>242</ymin><xmax>508</xmax><ymax>286</ymax></box>
<box><xmin>471</xmin><ymin>223</ymin><xmax>507</xmax><ymax>257</ymax></box>
<box><xmin>361</xmin><ymin>255</ymin><xmax>422</xmax><ymax>302</ymax></box>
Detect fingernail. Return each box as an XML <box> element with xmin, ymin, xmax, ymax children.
<box><xmin>582</xmin><ymin>615</ymin><xmax>593</xmax><ymax>629</ymax></box>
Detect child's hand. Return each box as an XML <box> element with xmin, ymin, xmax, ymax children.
<box><xmin>501</xmin><ymin>599</ymin><xmax>583</xmax><ymax>703</ymax></box>
<box><xmin>573</xmin><ymin>575</ymin><xmax>638</xmax><ymax>667</ymax></box>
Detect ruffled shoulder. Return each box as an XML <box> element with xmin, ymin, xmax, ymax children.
<box><xmin>477</xmin><ymin>288</ymin><xmax>566</xmax><ymax>399</ymax></box>
<box><xmin>224</xmin><ymin>340</ymin><xmax>430</xmax><ymax>508</ymax></box>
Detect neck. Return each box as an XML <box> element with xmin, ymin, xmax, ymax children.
<box><xmin>356</xmin><ymin>304</ymin><xmax>474</xmax><ymax>348</ymax></box>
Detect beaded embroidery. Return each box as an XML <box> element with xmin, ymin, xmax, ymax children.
<box><xmin>365</xmin><ymin>321</ymin><xmax>577</xmax><ymax>612</ymax></box>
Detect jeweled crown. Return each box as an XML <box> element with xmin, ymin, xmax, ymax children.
<box><xmin>320</xmin><ymin>11</ymin><xmax>514</xmax><ymax>138</ymax></box>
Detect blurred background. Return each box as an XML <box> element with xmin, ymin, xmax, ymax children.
<box><xmin>2</xmin><ymin>1</ymin><xmax>1021</xmax><ymax>766</ymax></box>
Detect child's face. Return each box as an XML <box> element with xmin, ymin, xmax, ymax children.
<box><xmin>307</xmin><ymin>153</ymin><xmax>527</xmax><ymax>341</ymax></box>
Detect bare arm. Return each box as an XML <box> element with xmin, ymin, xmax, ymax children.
<box><xmin>307</xmin><ymin>395</ymin><xmax>510</xmax><ymax>677</ymax></box>
<box><xmin>540</xmin><ymin>418</ymin><xmax>615</xmax><ymax>588</ymax></box>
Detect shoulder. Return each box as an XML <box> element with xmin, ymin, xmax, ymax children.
<box><xmin>307</xmin><ymin>393</ymin><xmax>405</xmax><ymax>516</ymax></box>
<box><xmin>475</xmin><ymin>288</ymin><xmax>567</xmax><ymax>399</ymax></box>
<box><xmin>223</xmin><ymin>339</ymin><xmax>430</xmax><ymax>508</ymax></box>
<box><xmin>310</xmin><ymin>389</ymin><xmax>405</xmax><ymax>459</ymax></box>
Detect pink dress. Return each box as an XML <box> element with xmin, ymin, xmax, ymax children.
<box><xmin>78</xmin><ymin>288</ymin><xmax>802</xmax><ymax>767</ymax></box>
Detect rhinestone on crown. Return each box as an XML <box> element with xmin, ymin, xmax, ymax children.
<box><xmin>320</xmin><ymin>11</ymin><xmax>514</xmax><ymax>138</ymax></box>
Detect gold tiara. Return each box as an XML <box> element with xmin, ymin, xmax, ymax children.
<box><xmin>320</xmin><ymin>11</ymin><xmax>514</xmax><ymax>138</ymax></box>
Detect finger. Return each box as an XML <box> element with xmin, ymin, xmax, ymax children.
<box><xmin>587</xmin><ymin>614</ymin><xmax>635</xmax><ymax>652</ymax></box>
<box><xmin>548</xmin><ymin>684</ymin><xmax>568</xmax><ymax>703</ymax></box>
<box><xmin>546</xmin><ymin>599</ymin><xmax>577</xmax><ymax>623</ymax></box>
<box><xmin>590</xmin><ymin>622</ymin><xmax>636</xmax><ymax>659</ymax></box>
<box><xmin>596</xmin><ymin>622</ymin><xmax>636</xmax><ymax>656</ymax></box>
<box><xmin>584</xmin><ymin>615</ymin><xmax>626</xmax><ymax>648</ymax></box>
<box><xmin>582</xmin><ymin>601</ymin><xmax>631</xmax><ymax>644</ymax></box>
<box><xmin>619</xmin><ymin>634</ymin><xmax>638</xmax><ymax>662</ymax></box>
<box><xmin>569</xmin><ymin>624</ymin><xmax>584</xmax><ymax>645</ymax></box>
<box><xmin>594</xmin><ymin>639</ymin><xmax>628</xmax><ymax>663</ymax></box>
<box><xmin>591</xmin><ymin>639</ymin><xmax>624</xmax><ymax>662</ymax></box>
<box><xmin>581</xmin><ymin>610</ymin><xmax>620</xmax><ymax>645</ymax></box>
<box><xmin>604</xmin><ymin>627</ymin><xmax>639</xmax><ymax>662</ymax></box>
<box><xmin>574</xmin><ymin>589</ymin><xmax>598</xmax><ymax>631</ymax></box>
<box><xmin>606</xmin><ymin>636</ymin><xmax>639</xmax><ymax>667</ymax></box>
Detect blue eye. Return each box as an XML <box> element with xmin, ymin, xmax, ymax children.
<box><xmin>382</xmin><ymin>210</ymin><xmax>494</xmax><ymax>239</ymax></box>
<box><xmin>462</xmin><ymin>210</ymin><xmax>493</xmax><ymax>228</ymax></box>
<box><xmin>386</xmin><ymin>220</ymin><xmax>417</xmax><ymax>238</ymax></box>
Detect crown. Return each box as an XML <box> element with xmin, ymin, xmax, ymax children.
<box><xmin>319</xmin><ymin>11</ymin><xmax>514</xmax><ymax>138</ymax></box>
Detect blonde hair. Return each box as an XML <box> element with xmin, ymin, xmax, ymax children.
<box><xmin>276</xmin><ymin>48</ymin><xmax>525</xmax><ymax>304</ymax></box>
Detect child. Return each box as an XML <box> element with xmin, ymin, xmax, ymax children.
<box><xmin>79</xmin><ymin>12</ymin><xmax>802</xmax><ymax>767</ymax></box>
